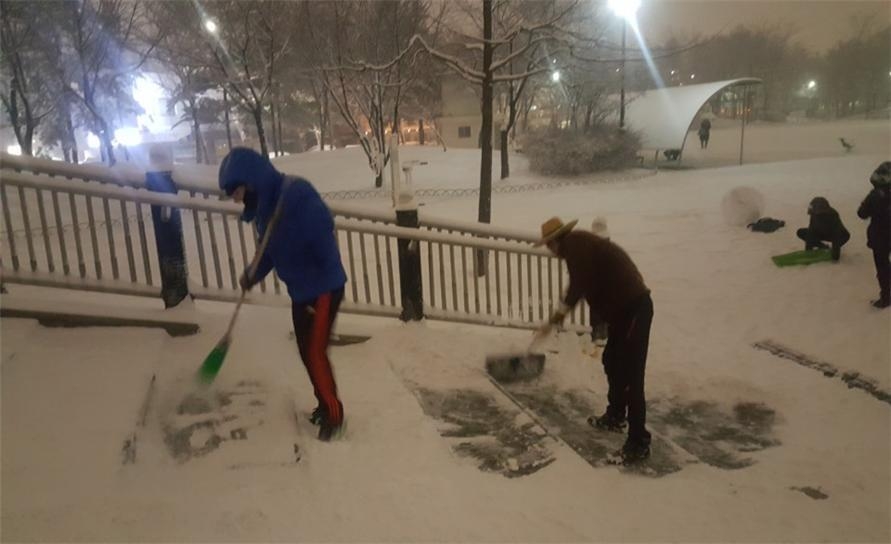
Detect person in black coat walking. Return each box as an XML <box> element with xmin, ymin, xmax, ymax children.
<box><xmin>698</xmin><ymin>118</ymin><xmax>711</xmax><ymax>149</ymax></box>
<box><xmin>857</xmin><ymin>161</ymin><xmax>891</xmax><ymax>308</ymax></box>
<box><xmin>796</xmin><ymin>196</ymin><xmax>850</xmax><ymax>261</ymax></box>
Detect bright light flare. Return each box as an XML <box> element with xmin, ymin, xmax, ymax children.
<box><xmin>608</xmin><ymin>0</ymin><xmax>641</xmax><ymax>20</ymax></box>
<box><xmin>807</xmin><ymin>80</ymin><xmax>817</xmax><ymax>89</ymax></box>
<box><xmin>132</xmin><ymin>75</ymin><xmax>165</xmax><ymax>133</ymax></box>
<box><xmin>6</xmin><ymin>144</ymin><xmax>21</xmax><ymax>156</ymax></box>
<box><xmin>204</xmin><ymin>19</ymin><xmax>218</xmax><ymax>34</ymax></box>
<box><xmin>87</xmin><ymin>133</ymin><xmax>101</xmax><ymax>148</ymax></box>
<box><xmin>551</xmin><ymin>71</ymin><xmax>561</xmax><ymax>82</ymax></box>
<box><xmin>114</xmin><ymin>127</ymin><xmax>142</xmax><ymax>147</ymax></box>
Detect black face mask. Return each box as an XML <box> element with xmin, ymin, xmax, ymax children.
<box><xmin>241</xmin><ymin>189</ymin><xmax>258</xmax><ymax>222</ymax></box>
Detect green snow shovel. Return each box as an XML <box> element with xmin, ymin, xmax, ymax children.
<box><xmin>197</xmin><ymin>182</ymin><xmax>290</xmax><ymax>385</ymax></box>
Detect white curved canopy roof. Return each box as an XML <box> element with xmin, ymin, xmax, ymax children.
<box><xmin>622</xmin><ymin>78</ymin><xmax>762</xmax><ymax>150</ymax></box>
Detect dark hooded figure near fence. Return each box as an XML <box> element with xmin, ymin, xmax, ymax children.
<box><xmin>219</xmin><ymin>147</ymin><xmax>348</xmax><ymax>440</ymax></box>
<box><xmin>858</xmin><ymin>161</ymin><xmax>891</xmax><ymax>309</ymax></box>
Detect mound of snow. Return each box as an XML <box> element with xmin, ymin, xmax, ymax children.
<box><xmin>721</xmin><ymin>186</ymin><xmax>765</xmax><ymax>226</ymax></box>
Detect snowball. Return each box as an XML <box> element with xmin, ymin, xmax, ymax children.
<box><xmin>721</xmin><ymin>186</ymin><xmax>765</xmax><ymax>226</ymax></box>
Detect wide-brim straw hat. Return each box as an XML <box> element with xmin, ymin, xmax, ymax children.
<box><xmin>534</xmin><ymin>217</ymin><xmax>578</xmax><ymax>246</ymax></box>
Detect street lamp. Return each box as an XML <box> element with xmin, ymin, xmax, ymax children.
<box><xmin>551</xmin><ymin>71</ymin><xmax>561</xmax><ymax>83</ymax></box>
<box><xmin>204</xmin><ymin>19</ymin><xmax>218</xmax><ymax>34</ymax></box>
<box><xmin>808</xmin><ymin>80</ymin><xmax>816</xmax><ymax>89</ymax></box>
<box><xmin>609</xmin><ymin>0</ymin><xmax>641</xmax><ymax>128</ymax></box>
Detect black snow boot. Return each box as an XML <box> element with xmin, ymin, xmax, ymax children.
<box><xmin>318</xmin><ymin>420</ymin><xmax>343</xmax><ymax>441</ymax></box>
<box><xmin>620</xmin><ymin>440</ymin><xmax>651</xmax><ymax>464</ymax></box>
<box><xmin>309</xmin><ymin>405</ymin><xmax>326</xmax><ymax>426</ymax></box>
<box><xmin>872</xmin><ymin>297</ymin><xmax>890</xmax><ymax>309</ymax></box>
<box><xmin>588</xmin><ymin>411</ymin><xmax>627</xmax><ymax>433</ymax></box>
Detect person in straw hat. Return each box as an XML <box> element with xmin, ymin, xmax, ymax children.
<box><xmin>534</xmin><ymin>216</ymin><xmax>654</xmax><ymax>464</ymax></box>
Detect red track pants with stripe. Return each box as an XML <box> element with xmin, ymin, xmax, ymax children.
<box><xmin>292</xmin><ymin>289</ymin><xmax>344</xmax><ymax>426</ymax></box>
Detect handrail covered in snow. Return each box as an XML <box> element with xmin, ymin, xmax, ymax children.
<box><xmin>0</xmin><ymin>163</ymin><xmax>589</xmax><ymax>331</ymax></box>
<box><xmin>0</xmin><ymin>152</ymin><xmax>540</xmax><ymax>242</ymax></box>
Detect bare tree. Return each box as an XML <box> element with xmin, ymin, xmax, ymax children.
<box><xmin>297</xmin><ymin>0</ymin><xmax>441</xmax><ymax>187</ymax></box>
<box><xmin>148</xmin><ymin>2</ymin><xmax>218</xmax><ymax>163</ymax></box>
<box><xmin>823</xmin><ymin>22</ymin><xmax>890</xmax><ymax>118</ymax></box>
<box><xmin>46</xmin><ymin>0</ymin><xmax>162</xmax><ymax>165</ymax></box>
<box><xmin>414</xmin><ymin>0</ymin><xmax>578</xmax><ymax>227</ymax></box>
<box><xmin>0</xmin><ymin>1</ymin><xmax>58</xmax><ymax>156</ymax></box>
<box><xmin>201</xmin><ymin>0</ymin><xmax>292</xmax><ymax>158</ymax></box>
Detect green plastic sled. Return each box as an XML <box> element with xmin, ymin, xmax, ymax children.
<box><xmin>771</xmin><ymin>248</ymin><xmax>832</xmax><ymax>267</ymax></box>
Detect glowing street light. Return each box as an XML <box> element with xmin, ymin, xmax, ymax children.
<box><xmin>608</xmin><ymin>0</ymin><xmax>641</xmax><ymax>21</ymax></box>
<box><xmin>551</xmin><ymin>71</ymin><xmax>561</xmax><ymax>83</ymax></box>
<box><xmin>608</xmin><ymin>0</ymin><xmax>641</xmax><ymax>128</ymax></box>
<box><xmin>808</xmin><ymin>80</ymin><xmax>817</xmax><ymax>89</ymax></box>
<box><xmin>204</xmin><ymin>19</ymin><xmax>218</xmax><ymax>34</ymax></box>
<box><xmin>690</xmin><ymin>74</ymin><xmax>696</xmax><ymax>80</ymax></box>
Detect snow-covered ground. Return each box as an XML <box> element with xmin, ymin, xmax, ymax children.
<box><xmin>1</xmin><ymin>119</ymin><xmax>889</xmax><ymax>542</ymax></box>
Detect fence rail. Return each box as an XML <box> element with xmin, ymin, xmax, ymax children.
<box><xmin>0</xmin><ymin>155</ymin><xmax>589</xmax><ymax>331</ymax></box>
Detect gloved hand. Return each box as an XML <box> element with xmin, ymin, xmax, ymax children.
<box><xmin>239</xmin><ymin>270</ymin><xmax>257</xmax><ymax>292</ymax></box>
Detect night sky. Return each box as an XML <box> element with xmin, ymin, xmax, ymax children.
<box><xmin>634</xmin><ymin>0</ymin><xmax>889</xmax><ymax>52</ymax></box>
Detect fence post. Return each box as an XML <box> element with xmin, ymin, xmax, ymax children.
<box><xmin>394</xmin><ymin>143</ymin><xmax>424</xmax><ymax>321</ymax></box>
<box><xmin>144</xmin><ymin>144</ymin><xmax>190</xmax><ymax>308</ymax></box>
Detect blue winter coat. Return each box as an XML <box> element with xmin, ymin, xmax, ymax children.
<box><xmin>219</xmin><ymin>148</ymin><xmax>347</xmax><ymax>304</ymax></box>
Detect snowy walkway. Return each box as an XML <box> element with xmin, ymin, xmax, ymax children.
<box><xmin>2</xmin><ymin>148</ymin><xmax>890</xmax><ymax>541</ymax></box>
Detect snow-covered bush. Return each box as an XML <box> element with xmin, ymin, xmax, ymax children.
<box><xmin>522</xmin><ymin>127</ymin><xmax>641</xmax><ymax>176</ymax></box>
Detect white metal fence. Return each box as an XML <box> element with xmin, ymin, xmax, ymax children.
<box><xmin>0</xmin><ymin>153</ymin><xmax>589</xmax><ymax>330</ymax></box>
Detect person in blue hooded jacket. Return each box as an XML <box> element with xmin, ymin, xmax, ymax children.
<box><xmin>219</xmin><ymin>147</ymin><xmax>347</xmax><ymax>441</ymax></box>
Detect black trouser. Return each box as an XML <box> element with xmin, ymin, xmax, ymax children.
<box><xmin>601</xmin><ymin>293</ymin><xmax>653</xmax><ymax>447</ymax></box>
<box><xmin>871</xmin><ymin>244</ymin><xmax>890</xmax><ymax>302</ymax></box>
<box><xmin>292</xmin><ymin>289</ymin><xmax>344</xmax><ymax>426</ymax></box>
<box><xmin>797</xmin><ymin>228</ymin><xmax>849</xmax><ymax>259</ymax></box>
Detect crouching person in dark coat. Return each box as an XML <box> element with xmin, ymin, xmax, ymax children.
<box><xmin>219</xmin><ymin>147</ymin><xmax>348</xmax><ymax>441</ymax></box>
<box><xmin>796</xmin><ymin>196</ymin><xmax>850</xmax><ymax>261</ymax></box>
<box><xmin>534</xmin><ymin>217</ymin><xmax>653</xmax><ymax>464</ymax></box>
<box><xmin>857</xmin><ymin>161</ymin><xmax>891</xmax><ymax>309</ymax></box>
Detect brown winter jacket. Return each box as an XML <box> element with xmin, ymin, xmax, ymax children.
<box><xmin>556</xmin><ymin>230</ymin><xmax>649</xmax><ymax>324</ymax></box>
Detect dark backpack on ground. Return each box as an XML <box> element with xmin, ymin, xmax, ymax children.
<box><xmin>748</xmin><ymin>217</ymin><xmax>786</xmax><ymax>233</ymax></box>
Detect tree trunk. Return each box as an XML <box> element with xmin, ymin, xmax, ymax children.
<box><xmin>322</xmin><ymin>90</ymin><xmax>330</xmax><ymax>149</ymax></box>
<box><xmin>21</xmin><ymin>125</ymin><xmax>34</xmax><ymax>156</ymax></box>
<box><xmin>475</xmin><ymin>0</ymin><xmax>494</xmax><ymax>277</ymax></box>
<box><xmin>277</xmin><ymin>104</ymin><xmax>284</xmax><ymax>153</ymax></box>
<box><xmin>418</xmin><ymin>118</ymin><xmax>425</xmax><ymax>145</ymax></box>
<box><xmin>189</xmin><ymin>99</ymin><xmax>203</xmax><ymax>164</ymax></box>
<box><xmin>223</xmin><ymin>89</ymin><xmax>233</xmax><ymax>151</ymax></box>
<box><xmin>269</xmin><ymin>102</ymin><xmax>279</xmax><ymax>157</ymax></box>
<box><xmin>100</xmin><ymin>128</ymin><xmax>116</xmax><ymax>166</ymax></box>
<box><xmin>478</xmin><ymin>0</ymin><xmax>494</xmax><ymax>227</ymax></box>
<box><xmin>65</xmin><ymin>108</ymin><xmax>80</xmax><ymax>164</ymax></box>
<box><xmin>500</xmin><ymin>129</ymin><xmax>509</xmax><ymax>180</ymax></box>
<box><xmin>252</xmin><ymin>106</ymin><xmax>269</xmax><ymax>157</ymax></box>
